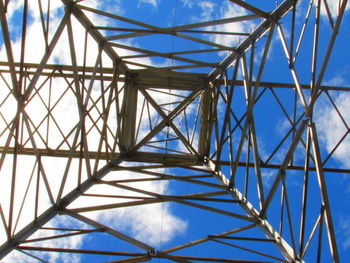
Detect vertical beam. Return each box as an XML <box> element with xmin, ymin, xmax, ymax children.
<box><xmin>0</xmin><ymin>0</ymin><xmax>19</xmax><ymax>99</ymax></box>
<box><xmin>198</xmin><ymin>80</ymin><xmax>212</xmax><ymax>158</ymax></box>
<box><xmin>309</xmin><ymin>123</ymin><xmax>339</xmax><ymax>262</ymax></box>
<box><xmin>121</xmin><ymin>73</ymin><xmax>138</xmax><ymax>152</ymax></box>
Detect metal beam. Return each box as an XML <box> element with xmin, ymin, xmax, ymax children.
<box><xmin>209</xmin><ymin>0</ymin><xmax>298</xmax><ymax>80</ymax></box>
<box><xmin>0</xmin><ymin>154</ymin><xmax>125</xmax><ymax>259</ymax></box>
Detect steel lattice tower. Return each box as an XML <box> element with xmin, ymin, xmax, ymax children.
<box><xmin>0</xmin><ymin>0</ymin><xmax>349</xmax><ymax>262</ymax></box>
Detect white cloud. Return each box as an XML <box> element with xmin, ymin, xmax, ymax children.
<box><xmin>180</xmin><ymin>0</ymin><xmax>193</xmax><ymax>9</ymax></box>
<box><xmin>320</xmin><ymin>0</ymin><xmax>350</xmax><ymax>17</ymax></box>
<box><xmin>138</xmin><ymin>0</ymin><xmax>158</xmax><ymax>9</ymax></box>
<box><xmin>315</xmin><ymin>91</ymin><xmax>350</xmax><ymax>168</ymax></box>
<box><xmin>198</xmin><ymin>1</ymin><xmax>216</xmax><ymax>20</ymax></box>
<box><xmin>262</xmin><ymin>170</ymin><xmax>276</xmax><ymax>187</ymax></box>
<box><xmin>196</xmin><ymin>1</ymin><xmax>255</xmax><ymax>55</ymax></box>
<box><xmin>339</xmin><ymin>216</ymin><xmax>350</xmax><ymax>250</ymax></box>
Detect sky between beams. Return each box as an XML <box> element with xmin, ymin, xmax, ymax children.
<box><xmin>0</xmin><ymin>0</ymin><xmax>350</xmax><ymax>262</ymax></box>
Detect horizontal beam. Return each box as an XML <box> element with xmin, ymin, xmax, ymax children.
<box><xmin>1</xmin><ymin>61</ymin><xmax>349</xmax><ymax>91</ymax></box>
<box><xmin>1</xmin><ymin>147</ymin><xmax>349</xmax><ymax>174</ymax></box>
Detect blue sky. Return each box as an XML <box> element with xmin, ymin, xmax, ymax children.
<box><xmin>0</xmin><ymin>0</ymin><xmax>350</xmax><ymax>262</ymax></box>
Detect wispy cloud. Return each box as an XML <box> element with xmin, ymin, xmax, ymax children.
<box><xmin>339</xmin><ymin>215</ymin><xmax>350</xmax><ymax>250</ymax></box>
<box><xmin>180</xmin><ymin>0</ymin><xmax>193</xmax><ymax>9</ymax></box>
<box><xmin>138</xmin><ymin>0</ymin><xmax>158</xmax><ymax>9</ymax></box>
<box><xmin>320</xmin><ymin>0</ymin><xmax>350</xmax><ymax>17</ymax></box>
<box><xmin>197</xmin><ymin>1</ymin><xmax>255</xmax><ymax>50</ymax></box>
<box><xmin>315</xmin><ymin>74</ymin><xmax>350</xmax><ymax>168</ymax></box>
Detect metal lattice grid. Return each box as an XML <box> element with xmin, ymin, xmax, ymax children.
<box><xmin>0</xmin><ymin>0</ymin><xmax>349</xmax><ymax>262</ymax></box>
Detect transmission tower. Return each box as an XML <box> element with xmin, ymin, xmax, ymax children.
<box><xmin>0</xmin><ymin>0</ymin><xmax>349</xmax><ymax>262</ymax></box>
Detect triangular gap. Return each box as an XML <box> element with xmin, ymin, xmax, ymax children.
<box><xmin>84</xmin><ymin>82</ymin><xmax>118</xmax><ymax>153</ymax></box>
<box><xmin>11</xmin><ymin>156</ymin><xmax>57</xmax><ymax>237</ymax></box>
<box><xmin>0</xmin><ymin>72</ymin><xmax>17</xmax><ymax>135</ymax></box>
<box><xmin>210</xmin><ymin>31</ymin><xmax>275</xmax><ymax>167</ymax></box>
<box><xmin>163</xmin><ymin>222</ymin><xmax>286</xmax><ymax>262</ymax></box>
<box><xmin>3</xmin><ymin>1</ymin><xmax>66</xmax><ymax>65</ymax></box>
<box><xmin>38</xmin><ymin>73</ymin><xmax>79</xmax><ymax>151</ymax></box>
<box><xmin>66</xmin><ymin>2</ymin><xmax>154</xmax><ymax>71</ymax></box>
<box><xmin>0</xmin><ymin>153</ymin><xmax>54</xmax><ymax>240</ymax></box>
<box><xmin>41</xmin><ymin>153</ymin><xmax>94</xmax><ymax>203</ymax></box>
<box><xmin>13</xmin><ymin>213</ymin><xmax>150</xmax><ymax>263</ymax></box>
<box><xmin>308</xmin><ymin>0</ymin><xmax>348</xmax><ymax>100</ymax></box>
<box><xmin>209</xmin><ymin>68</ymin><xmax>240</xmax><ymax>161</ymax></box>
<box><xmin>210</xmin><ymin>83</ymin><xmax>267</xmax><ymax>164</ymax></box>
<box><xmin>80</xmin><ymin>69</ymin><xmax>115</xmax><ymax>153</ymax></box>
<box><xmin>307</xmin><ymin>122</ymin><xmax>340</xmax><ymax>261</ymax></box>
<box><xmin>293</xmin><ymin>129</ymin><xmax>324</xmax><ymax>259</ymax></box>
<box><xmin>46</xmin><ymin>41</ymin><xmax>119</xmax><ymax>200</ymax></box>
<box><xmin>211</xmin><ymin>70</ymin><xmax>269</xmax><ymax>193</ymax></box>
<box><xmin>321</xmin><ymin>0</ymin><xmax>336</xmax><ymax>29</ymax></box>
<box><xmin>89</xmin><ymin>72</ymin><xmax>123</xmax><ymax>164</ymax></box>
<box><xmin>254</xmin><ymin>86</ymin><xmax>307</xmax><ymax>166</ymax></box>
<box><xmin>94</xmin><ymin>13</ymin><xmax>226</xmax><ymax>70</ymax></box>
<box><xmin>134</xmin><ymin>89</ymin><xmax>163</xmax><ymax>146</ymax></box>
<box><xmin>314</xmin><ymin>90</ymin><xmax>350</xmax><ymax>168</ymax></box>
<box><xmin>35</xmin><ymin>0</ymin><xmax>54</xmax><ymax>50</ymax></box>
<box><xmin>32</xmin><ymin>1</ymin><xmax>67</xmax><ymax>52</ymax></box>
<box><xmin>48</xmin><ymin>11</ymin><xmax>113</xmax><ymax>68</ymax></box>
<box><xmin>0</xmin><ymin>10</ymin><xmax>73</xmax><ymax>156</ymax></box>
<box><xmin>18</xmin><ymin>12</ymin><xmax>70</xmax><ymax>107</ymax></box>
<box><xmin>260</xmin><ymin>119</ymin><xmax>307</xmax><ymax>219</ymax></box>
<box><xmin>2</xmin><ymin>111</ymin><xmax>53</xmax><ymax>235</ymax></box>
<box><xmin>252</xmin><ymin>26</ymin><xmax>297</xmax><ymax>157</ymax></box>
<box><xmin>138</xmin><ymin>125</ymin><xmax>191</xmax><ymax>155</ymax></box>
<box><xmin>208</xmin><ymin>225</ymin><xmax>292</xmax><ymax>262</ymax></box>
<box><xmin>15</xmin><ymin>111</ymin><xmax>56</xmax><ymax>205</ymax></box>
<box><xmin>276</xmin><ymin>0</ymin><xmax>326</xmax><ymax>71</ymax></box>
<box><xmin>23</xmin><ymin>73</ymin><xmax>59</xmax><ymax>149</ymax></box>
<box><xmin>111</xmin><ymin>80</ymin><xmax>126</xmax><ymax>154</ymax></box>
<box><xmin>94</xmin><ymin>175</ymin><xmax>251</xmax><ymax>229</ymax></box>
<box><xmin>261</xmin><ymin>126</ymin><xmax>336</xmax><ymax>260</ymax></box>
<box><xmin>261</xmin><ymin>169</ymin><xmax>301</xmax><ymax>258</ymax></box>
<box><xmin>212</xmin><ymin>60</ymin><xmax>253</xmax><ymax>191</ymax></box>
<box><xmin>0</xmin><ymin>154</ymin><xmax>17</xmax><ymax>241</ymax></box>
<box><xmin>5</xmin><ymin>156</ymin><xmax>39</xmax><ymax>236</ymax></box>
<box><xmin>278</xmin><ymin>0</ymin><xmax>343</xmax><ymax>90</ymax></box>
<box><xmin>277</xmin><ymin>0</ymin><xmax>307</xmax><ymax>67</ymax></box>
<box><xmin>300</xmin><ymin>203</ymin><xmax>334</xmax><ymax>262</ymax></box>
<box><xmin>171</xmin><ymin>94</ymin><xmax>201</xmax><ymax>153</ymax></box>
<box><xmin>20</xmin><ymin>15</ymin><xmax>95</xmax><ymax>152</ymax></box>
<box><xmin>236</xmin><ymin>34</ymin><xmax>278</xmax><ymax>209</ymax></box>
<box><xmin>145</xmin><ymin>88</ymin><xmax>193</xmax><ymax>117</ymax></box>
<box><xmin>215</xmin><ymin>65</ymin><xmax>239</xmax><ymax>165</ymax></box>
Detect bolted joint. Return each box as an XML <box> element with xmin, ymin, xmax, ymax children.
<box><xmin>147</xmin><ymin>248</ymin><xmax>157</xmax><ymax>257</ymax></box>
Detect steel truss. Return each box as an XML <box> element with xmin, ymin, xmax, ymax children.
<box><xmin>0</xmin><ymin>0</ymin><xmax>349</xmax><ymax>262</ymax></box>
